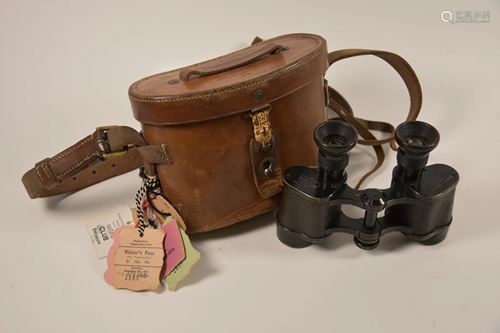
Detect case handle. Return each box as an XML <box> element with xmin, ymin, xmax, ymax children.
<box><xmin>179</xmin><ymin>42</ymin><xmax>282</xmax><ymax>82</ymax></box>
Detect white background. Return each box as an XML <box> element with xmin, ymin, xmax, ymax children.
<box><xmin>1</xmin><ymin>0</ymin><xmax>499</xmax><ymax>332</ymax></box>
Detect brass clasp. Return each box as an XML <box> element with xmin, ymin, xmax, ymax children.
<box><xmin>95</xmin><ymin>126</ymin><xmax>129</xmax><ymax>159</ymax></box>
<box><xmin>249</xmin><ymin>104</ymin><xmax>273</xmax><ymax>151</ymax></box>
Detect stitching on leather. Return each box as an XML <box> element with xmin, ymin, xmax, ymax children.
<box><xmin>130</xmin><ymin>49</ymin><xmax>323</xmax><ymax>103</ymax></box>
<box><xmin>164</xmin><ymin>145</ymin><xmax>174</xmax><ymax>163</ymax></box>
<box><xmin>132</xmin><ymin>35</ymin><xmax>322</xmax><ymax>96</ymax></box>
<box><xmin>56</xmin><ymin>151</ymin><xmax>97</xmax><ymax>179</ymax></box>
<box><xmin>41</xmin><ymin>163</ymin><xmax>52</xmax><ymax>182</ymax></box>
<box><xmin>36</xmin><ymin>165</ymin><xmax>44</xmax><ymax>181</ymax></box>
<box><xmin>49</xmin><ymin>136</ymin><xmax>92</xmax><ymax>165</ymax></box>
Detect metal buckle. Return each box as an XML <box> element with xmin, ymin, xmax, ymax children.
<box><xmin>101</xmin><ymin>148</ymin><xmax>128</xmax><ymax>159</ymax></box>
<box><xmin>95</xmin><ymin>126</ymin><xmax>129</xmax><ymax>159</ymax></box>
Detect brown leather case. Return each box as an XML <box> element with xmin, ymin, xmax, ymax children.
<box><xmin>22</xmin><ymin>33</ymin><xmax>422</xmax><ymax>234</ymax></box>
<box><xmin>129</xmin><ymin>34</ymin><xmax>329</xmax><ymax>232</ymax></box>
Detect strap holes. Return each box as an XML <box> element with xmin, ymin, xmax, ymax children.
<box><xmin>112</xmin><ymin>164</ymin><xmax>116</xmax><ymax>167</ymax></box>
<box><xmin>92</xmin><ymin>171</ymin><xmax>96</xmax><ymax>174</ymax></box>
<box><xmin>73</xmin><ymin>177</ymin><xmax>77</xmax><ymax>180</ymax></box>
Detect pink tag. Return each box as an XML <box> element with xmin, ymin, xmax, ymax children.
<box><xmin>160</xmin><ymin>219</ymin><xmax>186</xmax><ymax>279</ymax></box>
<box><xmin>111</xmin><ymin>227</ymin><xmax>165</xmax><ymax>291</ymax></box>
<box><xmin>105</xmin><ymin>221</ymin><xmax>186</xmax><ymax>284</ymax></box>
<box><xmin>104</xmin><ymin>225</ymin><xmax>135</xmax><ymax>285</ymax></box>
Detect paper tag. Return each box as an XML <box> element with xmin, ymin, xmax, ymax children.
<box><xmin>112</xmin><ymin>228</ymin><xmax>166</xmax><ymax>291</ymax></box>
<box><xmin>160</xmin><ymin>220</ymin><xmax>186</xmax><ymax>279</ymax></box>
<box><xmin>84</xmin><ymin>205</ymin><xmax>134</xmax><ymax>259</ymax></box>
<box><xmin>151</xmin><ymin>196</ymin><xmax>187</xmax><ymax>231</ymax></box>
<box><xmin>105</xmin><ymin>221</ymin><xmax>185</xmax><ymax>286</ymax></box>
<box><xmin>165</xmin><ymin>228</ymin><xmax>200</xmax><ymax>291</ymax></box>
<box><xmin>104</xmin><ymin>225</ymin><xmax>134</xmax><ymax>285</ymax></box>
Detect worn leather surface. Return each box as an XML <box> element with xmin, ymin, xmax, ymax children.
<box><xmin>129</xmin><ymin>34</ymin><xmax>328</xmax><ymax>125</ymax></box>
<box><xmin>137</xmin><ymin>144</ymin><xmax>173</xmax><ymax>164</ymax></box>
<box><xmin>140</xmin><ymin>75</ymin><xmax>327</xmax><ymax>232</ymax></box>
<box><xmin>249</xmin><ymin>135</ymin><xmax>283</xmax><ymax>199</ymax></box>
<box><xmin>131</xmin><ymin>33</ymin><xmax>329</xmax><ymax>233</ymax></box>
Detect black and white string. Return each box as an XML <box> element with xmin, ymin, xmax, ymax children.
<box><xmin>135</xmin><ymin>174</ymin><xmax>159</xmax><ymax>236</ymax></box>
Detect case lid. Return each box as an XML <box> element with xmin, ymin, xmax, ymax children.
<box><xmin>129</xmin><ymin>33</ymin><xmax>328</xmax><ymax>125</ymax></box>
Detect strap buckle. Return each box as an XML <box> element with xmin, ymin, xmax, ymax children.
<box><xmin>95</xmin><ymin>126</ymin><xmax>129</xmax><ymax>159</ymax></box>
<box><xmin>101</xmin><ymin>148</ymin><xmax>129</xmax><ymax>159</ymax></box>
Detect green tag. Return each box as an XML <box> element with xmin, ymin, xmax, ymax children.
<box><xmin>165</xmin><ymin>228</ymin><xmax>200</xmax><ymax>291</ymax></box>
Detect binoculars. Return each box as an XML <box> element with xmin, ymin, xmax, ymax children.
<box><xmin>276</xmin><ymin>120</ymin><xmax>459</xmax><ymax>250</ymax></box>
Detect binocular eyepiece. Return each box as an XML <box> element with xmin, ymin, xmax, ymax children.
<box><xmin>395</xmin><ymin>121</ymin><xmax>440</xmax><ymax>183</ymax></box>
<box><xmin>315</xmin><ymin>120</ymin><xmax>358</xmax><ymax>157</ymax></box>
<box><xmin>396</xmin><ymin>121</ymin><xmax>440</xmax><ymax>155</ymax></box>
<box><xmin>313</xmin><ymin>121</ymin><xmax>358</xmax><ymax>185</ymax></box>
<box><xmin>276</xmin><ymin>119</ymin><xmax>459</xmax><ymax>251</ymax></box>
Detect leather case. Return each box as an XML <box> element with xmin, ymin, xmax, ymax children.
<box><xmin>129</xmin><ymin>34</ymin><xmax>329</xmax><ymax>232</ymax></box>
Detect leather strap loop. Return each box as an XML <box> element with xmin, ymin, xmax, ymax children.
<box><xmin>106</xmin><ymin>126</ymin><xmax>147</xmax><ymax>151</ymax></box>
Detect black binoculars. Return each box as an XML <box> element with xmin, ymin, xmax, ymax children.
<box><xmin>276</xmin><ymin>120</ymin><xmax>459</xmax><ymax>250</ymax></box>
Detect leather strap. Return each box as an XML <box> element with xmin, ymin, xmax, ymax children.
<box><xmin>22</xmin><ymin>126</ymin><xmax>147</xmax><ymax>198</ymax></box>
<box><xmin>326</xmin><ymin>49</ymin><xmax>422</xmax><ymax>189</ymax></box>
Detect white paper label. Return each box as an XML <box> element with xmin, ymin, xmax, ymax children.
<box><xmin>84</xmin><ymin>205</ymin><xmax>134</xmax><ymax>259</ymax></box>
